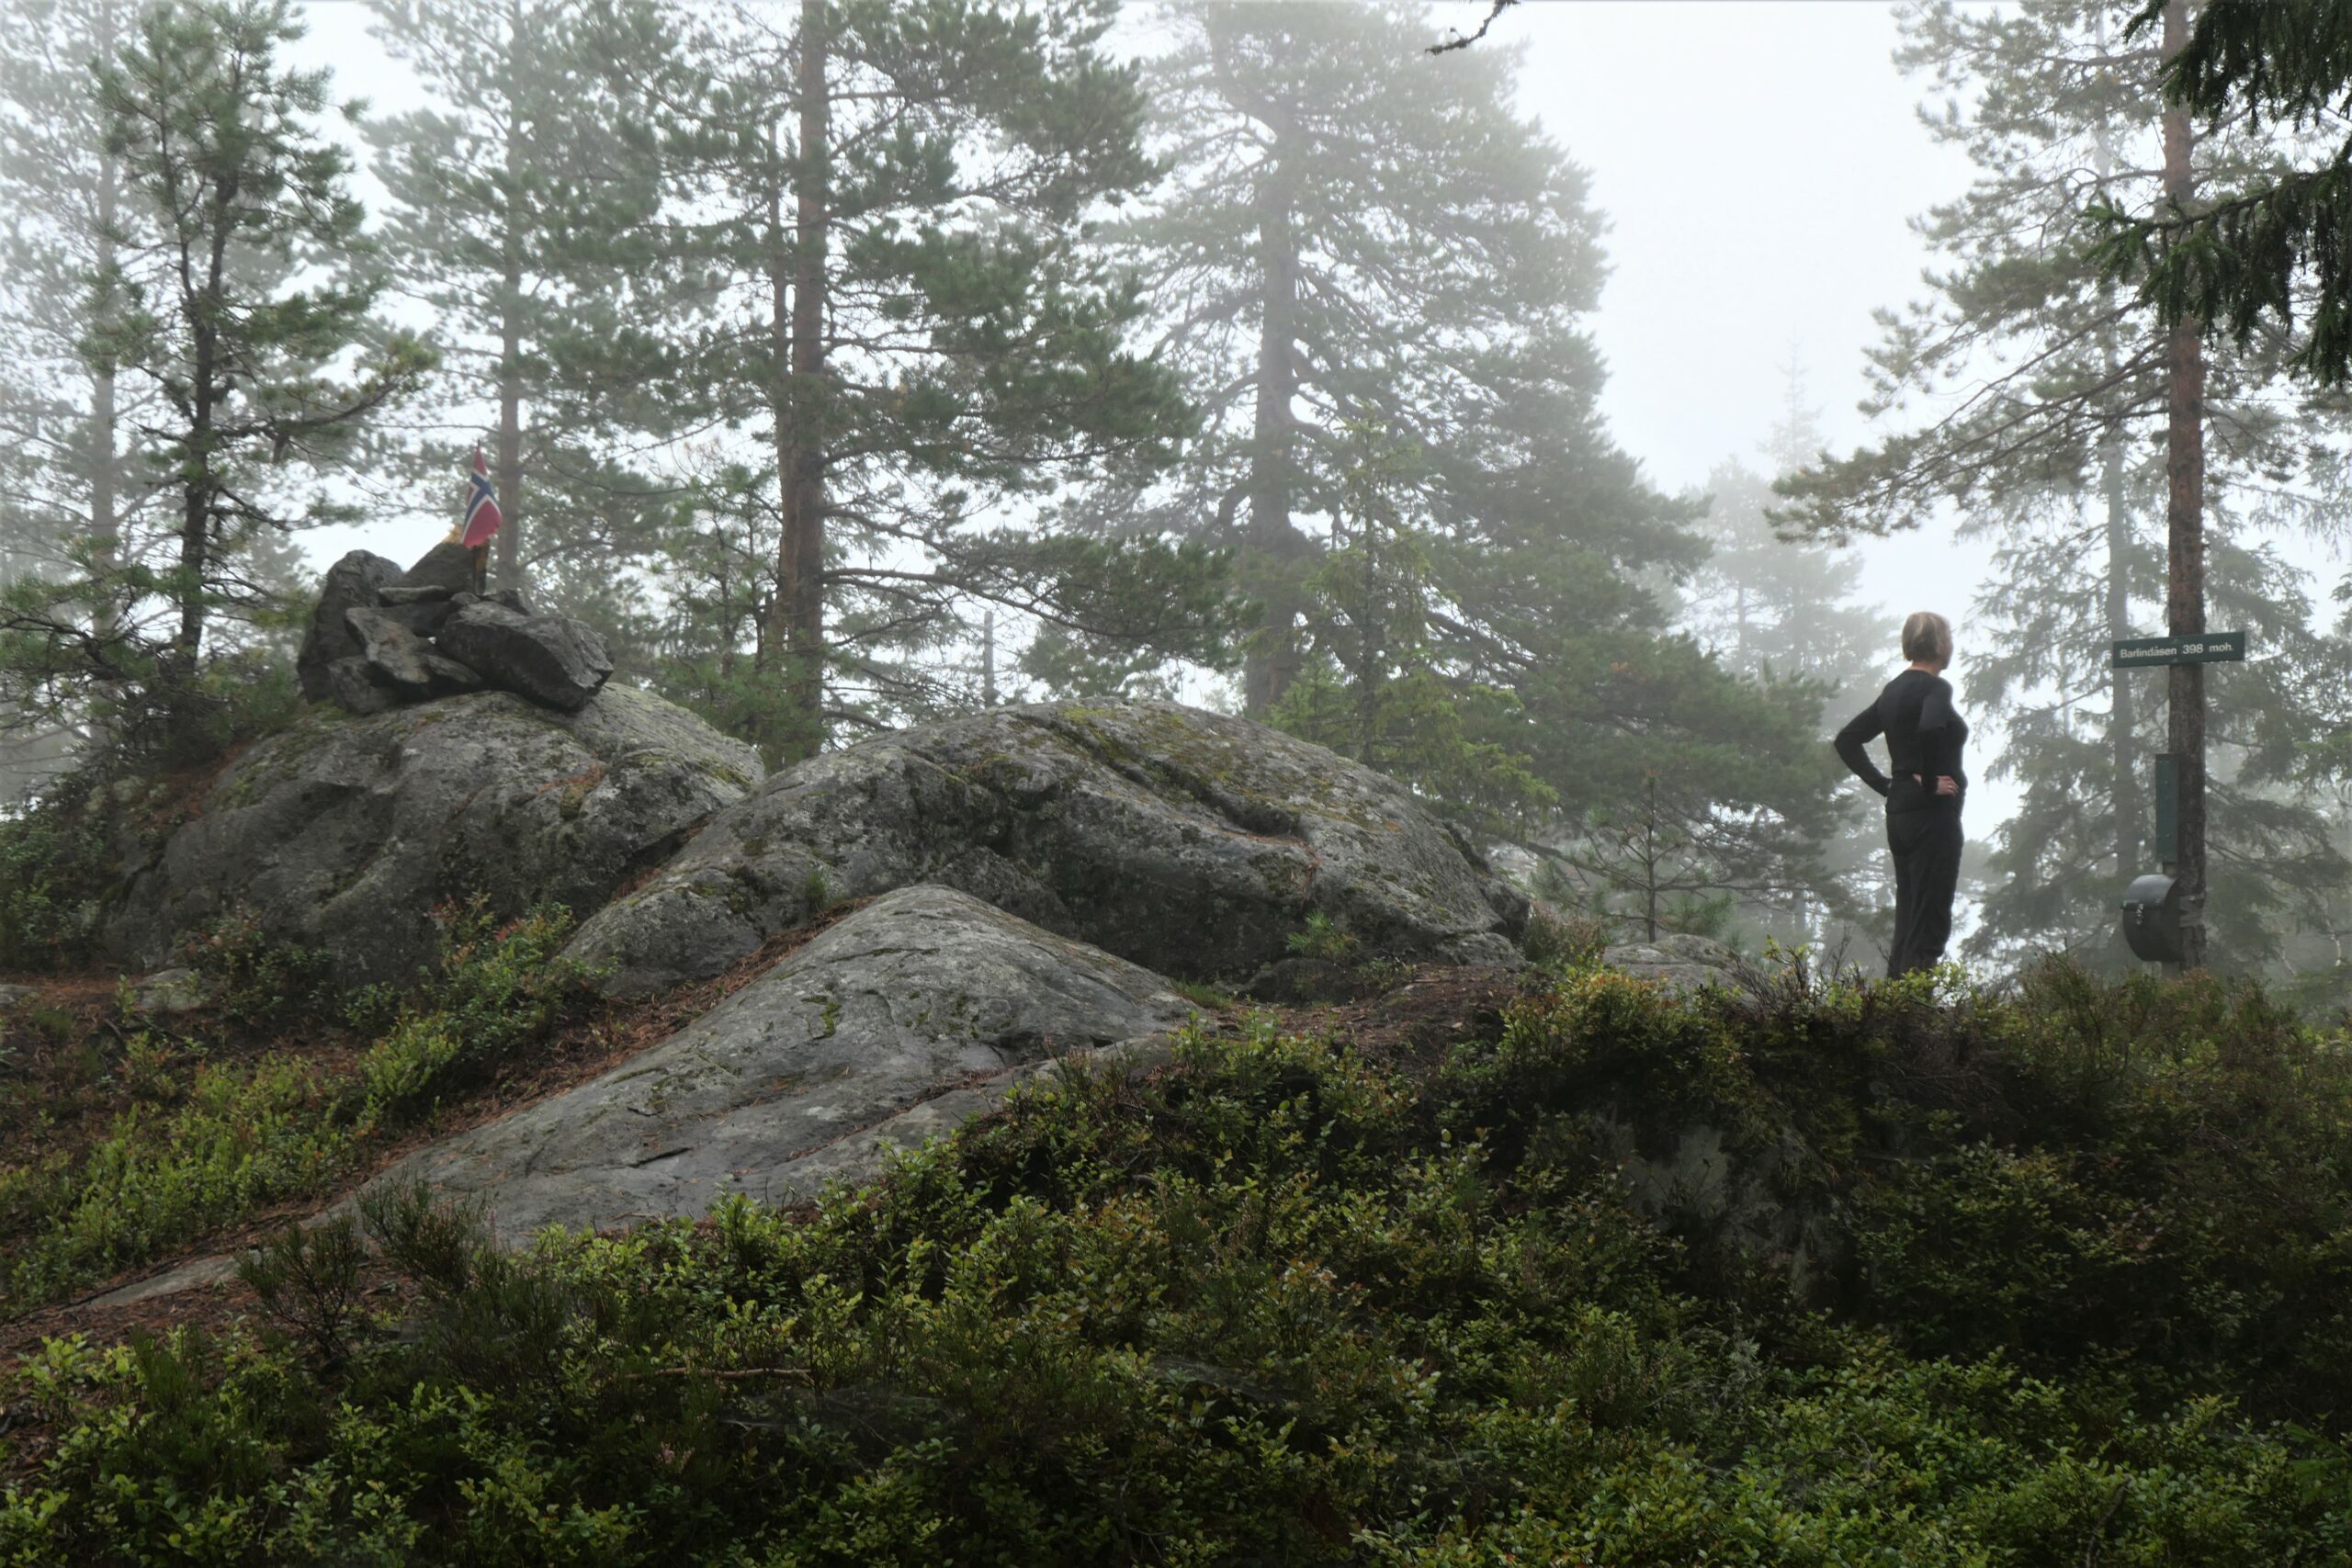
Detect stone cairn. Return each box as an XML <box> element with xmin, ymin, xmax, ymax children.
<box><xmin>298</xmin><ymin>541</ymin><xmax>616</xmax><ymax>715</ymax></box>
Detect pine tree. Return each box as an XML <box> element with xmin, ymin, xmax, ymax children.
<box><xmin>1</xmin><ymin>0</ymin><xmax>430</xmax><ymax>760</ymax></box>
<box><xmin>0</xmin><ymin>0</ymin><xmax>147</xmax><ymax>779</ymax></box>
<box><xmin>1780</xmin><ymin>0</ymin><xmax>2346</xmax><ymax>972</ymax></box>
<box><xmin>1085</xmin><ymin>2</ymin><xmax>1846</xmax><ymax>936</ymax></box>
<box><xmin>2096</xmin><ymin>0</ymin><xmax>2352</xmax><ymax>384</ymax></box>
<box><xmin>619</xmin><ymin>0</ymin><xmax>1206</xmax><ymax>763</ymax></box>
<box><xmin>361</xmin><ymin>0</ymin><xmax>685</xmax><ymax>655</ymax></box>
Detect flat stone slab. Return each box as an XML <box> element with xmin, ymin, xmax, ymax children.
<box><xmin>363</xmin><ymin>886</ymin><xmax>1192</xmax><ymax>1239</ymax></box>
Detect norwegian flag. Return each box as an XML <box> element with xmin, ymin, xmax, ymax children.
<box><xmin>460</xmin><ymin>446</ymin><xmax>503</xmax><ymax>549</ymax></box>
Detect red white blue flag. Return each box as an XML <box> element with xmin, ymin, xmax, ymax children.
<box><xmin>460</xmin><ymin>446</ymin><xmax>503</xmax><ymax>549</ymax></box>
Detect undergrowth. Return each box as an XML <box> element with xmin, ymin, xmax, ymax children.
<box><xmin>4</xmin><ymin>959</ymin><xmax>2351</xmax><ymax>1562</ymax></box>
<box><xmin>0</xmin><ymin>899</ymin><xmax>593</xmax><ymax>1310</ymax></box>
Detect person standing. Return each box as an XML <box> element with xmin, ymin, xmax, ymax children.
<box><xmin>1836</xmin><ymin>612</ymin><xmax>1968</xmax><ymax>976</ymax></box>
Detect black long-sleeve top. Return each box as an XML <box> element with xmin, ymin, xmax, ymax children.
<box><xmin>1835</xmin><ymin>669</ymin><xmax>1968</xmax><ymax>809</ymax></box>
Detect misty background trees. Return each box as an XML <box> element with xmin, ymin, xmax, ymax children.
<box><xmin>3</xmin><ymin>0</ymin><xmax>2349</xmax><ymax>990</ymax></box>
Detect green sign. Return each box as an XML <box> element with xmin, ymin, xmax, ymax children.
<box><xmin>2110</xmin><ymin>630</ymin><xmax>2246</xmax><ymax>669</ymax></box>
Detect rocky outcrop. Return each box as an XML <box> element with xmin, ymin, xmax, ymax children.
<box><xmin>104</xmin><ymin>686</ymin><xmax>763</xmax><ymax>986</ymax></box>
<box><xmin>435</xmin><ymin>601</ymin><xmax>613</xmax><ymax>714</ymax></box>
<box><xmin>567</xmin><ymin>700</ymin><xmax>1531</xmax><ymax>995</ymax></box>
<box><xmin>301</xmin><ymin>547</ymin><xmax>614</xmax><ymax>716</ymax></box>
<box><xmin>364</xmin><ymin>886</ymin><xmax>1192</xmax><ymax>1238</ymax></box>
<box><xmin>297</xmin><ymin>550</ymin><xmax>403</xmax><ymax>702</ymax></box>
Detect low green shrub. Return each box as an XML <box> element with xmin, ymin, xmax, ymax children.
<box><xmin>181</xmin><ymin>907</ymin><xmax>332</xmax><ymax>1027</ymax></box>
<box><xmin>1285</xmin><ymin>909</ymin><xmax>1360</xmax><ymax>963</ymax></box>
<box><xmin>0</xmin><ymin>800</ymin><xmax>106</xmax><ymax>972</ymax></box>
<box><xmin>0</xmin><ymin>901</ymin><xmax>593</xmax><ymax>1310</ymax></box>
<box><xmin>5</xmin><ymin>973</ymin><xmax>2351</xmax><ymax>1562</ymax></box>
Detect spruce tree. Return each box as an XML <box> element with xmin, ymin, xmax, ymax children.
<box><xmin>4</xmin><ymin>0</ymin><xmax>429</xmax><ymax>759</ymax></box>
<box><xmin>623</xmin><ymin>0</ymin><xmax>1206</xmax><ymax>762</ymax></box>
<box><xmin>1780</xmin><ymin>0</ymin><xmax>2346</xmax><ymax>972</ymax></box>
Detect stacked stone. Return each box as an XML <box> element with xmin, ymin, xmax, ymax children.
<box><xmin>298</xmin><ymin>542</ymin><xmax>615</xmax><ymax>715</ymax></box>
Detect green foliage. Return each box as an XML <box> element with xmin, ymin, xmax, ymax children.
<box><xmin>0</xmin><ymin>0</ymin><xmax>431</xmax><ymax>761</ymax></box>
<box><xmin>2096</xmin><ymin>0</ymin><xmax>2352</xmax><ymax>384</ymax></box>
<box><xmin>1283</xmin><ymin>910</ymin><xmax>1360</xmax><ymax>963</ymax></box>
<box><xmin>1517</xmin><ymin>904</ymin><xmax>1608</xmax><ymax>970</ymax></box>
<box><xmin>354</xmin><ymin>898</ymin><xmax>594</xmax><ymax>1131</ymax></box>
<box><xmin>1781</xmin><ymin>0</ymin><xmax>2350</xmax><ymax>973</ymax></box>
<box><xmin>0</xmin><ymin>801</ymin><xmax>105</xmax><ymax>972</ymax></box>
<box><xmin>0</xmin><ymin>900</ymin><xmax>590</xmax><ymax>1309</ymax></box>
<box><xmin>238</xmin><ymin>1213</ymin><xmax>368</xmax><ymax>1367</ymax></box>
<box><xmin>180</xmin><ymin>908</ymin><xmax>329</xmax><ymax>1027</ymax></box>
<box><xmin>8</xmin><ymin>967</ymin><xmax>2352</xmax><ymax>1559</ymax></box>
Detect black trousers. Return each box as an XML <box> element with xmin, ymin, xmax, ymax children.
<box><xmin>1886</xmin><ymin>796</ymin><xmax>1962</xmax><ymax>977</ymax></box>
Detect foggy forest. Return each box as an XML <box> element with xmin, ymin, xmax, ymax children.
<box><xmin>6</xmin><ymin>0</ymin><xmax>2352</xmax><ymax>1558</ymax></box>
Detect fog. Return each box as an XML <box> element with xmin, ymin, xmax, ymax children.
<box><xmin>6</xmin><ymin>0</ymin><xmax>2345</xmax><ymax>987</ymax></box>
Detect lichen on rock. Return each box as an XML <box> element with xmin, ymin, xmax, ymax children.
<box><xmin>103</xmin><ymin>685</ymin><xmax>763</xmax><ymax>987</ymax></box>
<box><xmin>567</xmin><ymin>699</ymin><xmax>1532</xmax><ymax>995</ymax></box>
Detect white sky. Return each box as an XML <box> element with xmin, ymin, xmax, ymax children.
<box><xmin>287</xmin><ymin>0</ymin><xmax>2022</xmax><ymax>841</ymax></box>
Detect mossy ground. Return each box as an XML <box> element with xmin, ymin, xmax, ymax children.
<box><xmin>2</xmin><ymin>955</ymin><xmax>2348</xmax><ymax>1562</ymax></box>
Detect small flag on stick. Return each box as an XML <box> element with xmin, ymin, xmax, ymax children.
<box><xmin>460</xmin><ymin>446</ymin><xmax>503</xmax><ymax>549</ymax></box>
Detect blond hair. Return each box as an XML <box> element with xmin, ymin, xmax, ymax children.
<box><xmin>1901</xmin><ymin>611</ymin><xmax>1953</xmax><ymax>667</ymax></box>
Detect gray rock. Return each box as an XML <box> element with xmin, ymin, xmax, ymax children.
<box><xmin>297</xmin><ymin>550</ymin><xmax>402</xmax><ymax>702</ymax></box>
<box><xmin>343</xmin><ymin>605</ymin><xmax>436</xmax><ymax>695</ymax></box>
<box><xmin>364</xmin><ymin>886</ymin><xmax>1191</xmax><ymax>1238</ymax></box>
<box><xmin>130</xmin><ymin>967</ymin><xmax>209</xmax><ymax>1014</ymax></box>
<box><xmin>377</xmin><ymin>597</ymin><xmax>458</xmax><ymax>640</ymax></box>
<box><xmin>0</xmin><ymin>983</ymin><xmax>38</xmax><ymax>1012</ymax></box>
<box><xmin>378</xmin><ymin>583</ymin><xmax>456</xmax><ymax>606</ymax></box>
<box><xmin>569</xmin><ymin>699</ymin><xmax>1530</xmax><ymax>995</ymax></box>
<box><xmin>322</xmin><ymin>657</ymin><xmax>395</xmax><ymax>716</ymax></box>
<box><xmin>435</xmin><ymin>602</ymin><xmax>613</xmax><ymax>713</ymax></box>
<box><xmin>85</xmin><ymin>1022</ymin><xmax>1180</xmax><ymax>1307</ymax></box>
<box><xmin>489</xmin><ymin>587</ymin><xmax>531</xmax><ymax>615</ymax></box>
<box><xmin>422</xmin><ymin>652</ymin><xmax>482</xmax><ymax>694</ymax></box>
<box><xmin>401</xmin><ymin>538</ymin><xmax>480</xmax><ymax>594</ymax></box>
<box><xmin>1602</xmin><ymin>934</ymin><xmax>1769</xmax><ymax>1000</ymax></box>
<box><xmin>103</xmin><ymin>686</ymin><xmax>764</xmax><ymax>987</ymax></box>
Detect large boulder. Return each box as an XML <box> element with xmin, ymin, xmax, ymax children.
<box><xmin>104</xmin><ymin>686</ymin><xmax>763</xmax><ymax>987</ymax></box>
<box><xmin>365</xmin><ymin>886</ymin><xmax>1192</xmax><ymax>1237</ymax></box>
<box><xmin>297</xmin><ymin>550</ymin><xmax>403</xmax><ymax>701</ymax></box>
<box><xmin>568</xmin><ymin>699</ymin><xmax>1531</xmax><ymax>995</ymax></box>
<box><xmin>435</xmin><ymin>601</ymin><xmax>613</xmax><ymax>713</ymax></box>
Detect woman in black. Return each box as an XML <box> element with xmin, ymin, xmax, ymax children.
<box><xmin>1835</xmin><ymin>611</ymin><xmax>1967</xmax><ymax>976</ymax></box>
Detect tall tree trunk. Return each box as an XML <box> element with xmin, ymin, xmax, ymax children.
<box><xmin>496</xmin><ymin>1</ymin><xmax>526</xmax><ymax>594</ymax></box>
<box><xmin>88</xmin><ymin>0</ymin><xmax>120</xmax><ymax>648</ymax></box>
<box><xmin>2091</xmin><ymin>87</ymin><xmax>2140</xmax><ymax>942</ymax></box>
<box><xmin>2161</xmin><ymin>0</ymin><xmax>2208</xmax><ymax>972</ymax></box>
<box><xmin>763</xmin><ymin>0</ymin><xmax>830</xmax><ymax>762</ymax></box>
<box><xmin>2102</xmin><ymin>426</ymin><xmax>2139</xmax><ymax>882</ymax></box>
<box><xmin>1243</xmin><ymin>142</ymin><xmax>1300</xmax><ymax>716</ymax></box>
